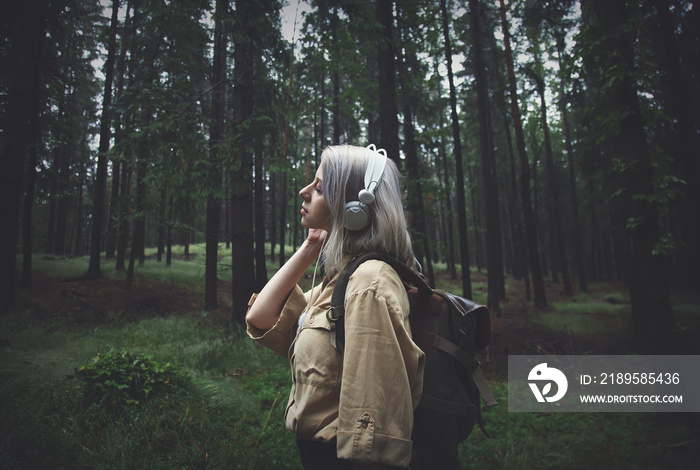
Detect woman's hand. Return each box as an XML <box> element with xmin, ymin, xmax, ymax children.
<box><xmin>246</xmin><ymin>228</ymin><xmax>327</xmax><ymax>330</ymax></box>
<box><xmin>304</xmin><ymin>228</ymin><xmax>328</xmax><ymax>257</ymax></box>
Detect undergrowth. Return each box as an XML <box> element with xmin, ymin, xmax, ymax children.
<box><xmin>1</xmin><ymin>253</ymin><xmax>698</xmax><ymax>469</ymax></box>
<box><xmin>0</xmin><ymin>310</ymin><xmax>299</xmax><ymax>469</ymax></box>
<box><xmin>75</xmin><ymin>347</ymin><xmax>187</xmax><ymax>409</ymax></box>
<box><xmin>458</xmin><ymin>380</ymin><xmax>695</xmax><ymax>469</ymax></box>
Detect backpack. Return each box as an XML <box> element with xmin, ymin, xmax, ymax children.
<box><xmin>327</xmin><ymin>251</ymin><xmax>497</xmax><ymax>470</ymax></box>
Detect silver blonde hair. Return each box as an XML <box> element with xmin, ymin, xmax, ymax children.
<box><xmin>320</xmin><ymin>144</ymin><xmax>415</xmax><ymax>278</ymax></box>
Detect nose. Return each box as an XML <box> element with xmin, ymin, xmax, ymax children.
<box><xmin>299</xmin><ymin>182</ymin><xmax>312</xmax><ymax>200</ymax></box>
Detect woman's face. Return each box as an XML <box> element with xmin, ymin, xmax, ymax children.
<box><xmin>299</xmin><ymin>166</ymin><xmax>332</xmax><ymax>232</ymax></box>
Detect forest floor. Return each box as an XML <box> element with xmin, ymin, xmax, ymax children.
<box><xmin>7</xmin><ymin>255</ymin><xmax>700</xmax><ymax>469</ymax></box>
<box><xmin>485</xmin><ymin>275</ymin><xmax>700</xmax><ymax>373</ymax></box>
<box><xmin>22</xmin><ymin>258</ymin><xmax>700</xmax><ymax>377</ymax></box>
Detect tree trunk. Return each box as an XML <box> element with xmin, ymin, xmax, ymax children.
<box><xmin>87</xmin><ymin>0</ymin><xmax>120</xmax><ymax>279</ymax></box>
<box><xmin>230</xmin><ymin>0</ymin><xmax>257</xmax><ymax>323</ymax></box>
<box><xmin>588</xmin><ymin>176</ymin><xmax>599</xmax><ymax>283</ymax></box>
<box><xmin>46</xmin><ymin>157</ymin><xmax>56</xmax><ymax>253</ymax></box>
<box><xmin>126</xmin><ymin>146</ymin><xmax>148</xmax><ymax>290</ymax></box>
<box><xmin>74</xmin><ymin>146</ymin><xmax>87</xmax><ymax>256</ymax></box>
<box><xmin>278</xmin><ymin>173</ymin><xmax>287</xmax><ymax>267</ymax></box>
<box><xmin>0</xmin><ymin>0</ymin><xmax>48</xmax><ymax>310</ymax></box>
<box><xmin>396</xmin><ymin>6</ymin><xmax>435</xmax><ymax>287</ymax></box>
<box><xmin>530</xmin><ymin>68</ymin><xmax>573</xmax><ymax>296</ymax></box>
<box><xmin>115</xmin><ymin>157</ymin><xmax>131</xmax><ymax>271</ymax></box>
<box><xmin>156</xmin><ymin>188</ymin><xmax>166</xmax><ymax>262</ymax></box>
<box><xmin>508</xmin><ymin>132</ymin><xmax>530</xmax><ymax>299</ymax></box>
<box><xmin>270</xmin><ymin>172</ymin><xmax>277</xmax><ymax>261</ymax></box>
<box><xmin>254</xmin><ymin>136</ymin><xmax>268</xmax><ymax>290</ymax></box>
<box><xmin>490</xmin><ymin>37</ymin><xmax>527</xmax><ymax>290</ymax></box>
<box><xmin>498</xmin><ymin>0</ymin><xmax>546</xmax><ymax>308</ymax></box>
<box><xmin>376</xmin><ymin>0</ymin><xmax>400</xmax><ymax>162</ymax></box>
<box><xmin>441</xmin><ymin>0</ymin><xmax>472</xmax><ymax>298</ymax></box>
<box><xmin>106</xmin><ymin>160</ymin><xmax>120</xmax><ymax>259</ymax></box>
<box><xmin>467</xmin><ymin>163</ymin><xmax>483</xmax><ymax>273</ymax></box>
<box><xmin>205</xmin><ymin>0</ymin><xmax>227</xmax><ymax>311</ymax></box>
<box><xmin>588</xmin><ymin>0</ymin><xmax>674</xmax><ymax>354</ymax></box>
<box><xmin>470</xmin><ymin>0</ymin><xmax>504</xmax><ymax>313</ymax></box>
<box><xmin>166</xmin><ymin>222</ymin><xmax>173</xmax><ymax>266</ymax></box>
<box><xmin>330</xmin><ymin>6</ymin><xmax>341</xmax><ymax>144</ymax></box>
<box><xmin>115</xmin><ymin>7</ymin><xmax>133</xmax><ymax>272</ymax></box>
<box><xmin>556</xmin><ymin>36</ymin><xmax>587</xmax><ymax>294</ymax></box>
<box><xmin>53</xmin><ymin>144</ymin><xmax>71</xmax><ymax>255</ymax></box>
<box><xmin>655</xmin><ymin>0</ymin><xmax>700</xmax><ymax>288</ymax></box>
<box><xmin>135</xmin><ymin>118</ymin><xmax>149</xmax><ymax>269</ymax></box>
<box><xmin>20</xmin><ymin>26</ymin><xmax>46</xmax><ymax>287</ymax></box>
<box><xmin>435</xmin><ymin>74</ymin><xmax>457</xmax><ymax>280</ymax></box>
<box><xmin>224</xmin><ymin>175</ymin><xmax>231</xmax><ymax>250</ymax></box>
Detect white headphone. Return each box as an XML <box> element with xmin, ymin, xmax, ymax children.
<box><xmin>343</xmin><ymin>144</ymin><xmax>388</xmax><ymax>231</ymax></box>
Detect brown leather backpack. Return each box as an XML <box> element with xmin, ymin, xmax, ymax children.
<box><xmin>328</xmin><ymin>252</ymin><xmax>497</xmax><ymax>470</ymax></box>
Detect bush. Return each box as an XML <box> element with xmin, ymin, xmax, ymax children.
<box><xmin>75</xmin><ymin>347</ymin><xmax>186</xmax><ymax>410</ymax></box>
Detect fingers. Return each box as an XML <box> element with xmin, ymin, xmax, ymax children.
<box><xmin>308</xmin><ymin>228</ymin><xmax>328</xmax><ymax>243</ymax></box>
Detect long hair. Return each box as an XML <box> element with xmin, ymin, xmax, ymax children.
<box><xmin>320</xmin><ymin>144</ymin><xmax>415</xmax><ymax>278</ymax></box>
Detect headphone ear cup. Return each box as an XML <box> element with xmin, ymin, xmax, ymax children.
<box><xmin>344</xmin><ymin>201</ymin><xmax>370</xmax><ymax>231</ymax></box>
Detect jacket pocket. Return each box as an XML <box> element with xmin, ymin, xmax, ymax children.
<box><xmin>293</xmin><ymin>308</ymin><xmax>342</xmax><ymax>388</ymax></box>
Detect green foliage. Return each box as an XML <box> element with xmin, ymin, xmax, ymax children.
<box><xmin>532</xmin><ymin>291</ymin><xmax>632</xmax><ymax>335</ymax></box>
<box><xmin>244</xmin><ymin>366</ymin><xmax>291</xmax><ymax>407</ymax></box>
<box><xmin>5</xmin><ymin>253</ymin><xmax>700</xmax><ymax>469</ymax></box>
<box><xmin>457</xmin><ymin>378</ymin><xmax>696</xmax><ymax>470</ymax></box>
<box><xmin>7</xmin><ymin>332</ymin><xmax>690</xmax><ymax>469</ymax></box>
<box><xmin>434</xmin><ymin>266</ymin><xmax>489</xmax><ymax>306</ymax></box>
<box><xmin>0</xmin><ymin>309</ymin><xmax>302</xmax><ymax>469</ymax></box>
<box><xmin>75</xmin><ymin>348</ymin><xmax>187</xmax><ymax>410</ymax></box>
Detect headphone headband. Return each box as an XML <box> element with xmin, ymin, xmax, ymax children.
<box><xmin>363</xmin><ymin>144</ymin><xmax>387</xmax><ymax>196</ymax></box>
<box><xmin>343</xmin><ymin>144</ymin><xmax>388</xmax><ymax>231</ymax></box>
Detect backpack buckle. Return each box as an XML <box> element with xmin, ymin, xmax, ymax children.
<box><xmin>326</xmin><ymin>307</ymin><xmax>344</xmax><ymax>353</ymax></box>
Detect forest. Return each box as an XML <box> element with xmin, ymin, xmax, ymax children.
<box><xmin>4</xmin><ymin>0</ymin><xmax>698</xmax><ymax>350</ymax></box>
<box><xmin>2</xmin><ymin>0</ymin><xmax>700</xmax><ymax>468</ymax></box>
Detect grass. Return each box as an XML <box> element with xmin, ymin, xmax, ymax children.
<box><xmin>428</xmin><ymin>263</ymin><xmax>491</xmax><ymax>306</ymax></box>
<box><xmin>33</xmin><ymin>252</ymin><xmax>212</xmax><ymax>285</ymax></box>
<box><xmin>457</xmin><ymin>379</ymin><xmax>695</xmax><ymax>469</ymax></box>
<box><xmin>34</xmin><ymin>242</ymin><xmax>307</xmax><ymax>287</ymax></box>
<box><xmin>529</xmin><ymin>291</ymin><xmax>632</xmax><ymax>336</ymax></box>
<box><xmin>2</xmin><ymin>253</ymin><xmax>698</xmax><ymax>469</ymax></box>
<box><xmin>0</xmin><ymin>308</ymin><xmax>299</xmax><ymax>469</ymax></box>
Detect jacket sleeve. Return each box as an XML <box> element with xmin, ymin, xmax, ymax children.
<box><xmin>336</xmin><ymin>265</ymin><xmax>424</xmax><ymax>468</ymax></box>
<box><xmin>246</xmin><ymin>285</ymin><xmax>308</xmax><ymax>357</ymax></box>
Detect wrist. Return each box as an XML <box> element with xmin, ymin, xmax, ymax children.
<box><xmin>300</xmin><ymin>238</ymin><xmax>323</xmax><ymax>259</ymax></box>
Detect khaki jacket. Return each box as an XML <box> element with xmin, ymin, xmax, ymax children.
<box><xmin>247</xmin><ymin>259</ymin><xmax>425</xmax><ymax>468</ymax></box>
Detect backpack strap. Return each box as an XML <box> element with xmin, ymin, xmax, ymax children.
<box><xmin>430</xmin><ymin>291</ymin><xmax>496</xmax><ymax>407</ymax></box>
<box><xmin>473</xmin><ymin>366</ymin><xmax>498</xmax><ymax>407</ymax></box>
<box><xmin>327</xmin><ymin>251</ymin><xmax>431</xmax><ymax>353</ymax></box>
<box><xmin>328</xmin><ymin>251</ymin><xmax>497</xmax><ymax>435</ymax></box>
<box><xmin>328</xmin><ymin>251</ymin><xmax>494</xmax><ymax>351</ymax></box>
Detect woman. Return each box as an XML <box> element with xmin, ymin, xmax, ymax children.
<box><xmin>246</xmin><ymin>144</ymin><xmax>424</xmax><ymax>470</ymax></box>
